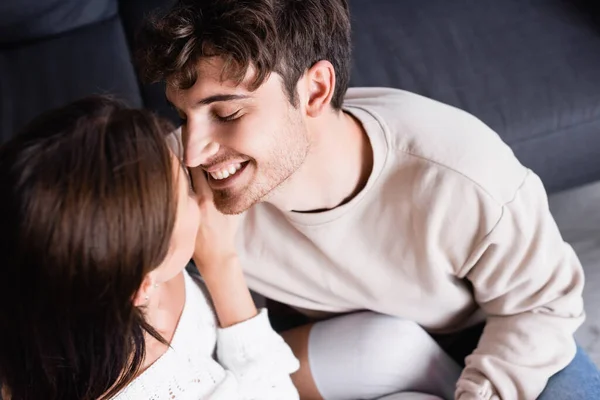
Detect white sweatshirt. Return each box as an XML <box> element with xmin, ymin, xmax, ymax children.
<box><xmin>237</xmin><ymin>88</ymin><xmax>586</xmax><ymax>400</ymax></box>
<box><xmin>112</xmin><ymin>271</ymin><xmax>300</xmax><ymax>400</ymax></box>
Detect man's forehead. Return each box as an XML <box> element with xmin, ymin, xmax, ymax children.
<box><xmin>165</xmin><ymin>60</ymin><xmax>255</xmax><ymax>107</ymax></box>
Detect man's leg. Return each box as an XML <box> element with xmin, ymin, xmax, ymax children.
<box><xmin>537</xmin><ymin>346</ymin><xmax>600</xmax><ymax>400</ymax></box>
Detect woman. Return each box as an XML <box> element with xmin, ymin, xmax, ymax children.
<box><xmin>0</xmin><ymin>96</ymin><xmax>299</xmax><ymax>400</ymax></box>
<box><xmin>0</xmin><ymin>96</ymin><xmax>461</xmax><ymax>400</ymax></box>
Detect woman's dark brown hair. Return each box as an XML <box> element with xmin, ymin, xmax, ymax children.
<box><xmin>0</xmin><ymin>96</ymin><xmax>177</xmax><ymax>400</ymax></box>
<box><xmin>136</xmin><ymin>0</ymin><xmax>351</xmax><ymax>109</ymax></box>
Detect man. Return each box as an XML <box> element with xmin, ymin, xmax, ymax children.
<box><xmin>137</xmin><ymin>0</ymin><xmax>599</xmax><ymax>398</ymax></box>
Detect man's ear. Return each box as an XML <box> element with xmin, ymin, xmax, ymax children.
<box><xmin>133</xmin><ymin>272</ymin><xmax>157</xmax><ymax>307</ymax></box>
<box><xmin>303</xmin><ymin>60</ymin><xmax>336</xmax><ymax>118</ymax></box>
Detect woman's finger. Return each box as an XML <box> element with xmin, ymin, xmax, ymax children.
<box><xmin>189</xmin><ymin>166</ymin><xmax>213</xmax><ymax>201</ymax></box>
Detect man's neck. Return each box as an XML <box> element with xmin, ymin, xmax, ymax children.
<box><xmin>268</xmin><ymin>109</ymin><xmax>373</xmax><ymax>213</ymax></box>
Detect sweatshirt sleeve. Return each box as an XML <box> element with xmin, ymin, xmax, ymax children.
<box><xmin>213</xmin><ymin>308</ymin><xmax>300</xmax><ymax>400</ymax></box>
<box><xmin>454</xmin><ymin>170</ymin><xmax>585</xmax><ymax>400</ymax></box>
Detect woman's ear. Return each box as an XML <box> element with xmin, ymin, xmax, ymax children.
<box><xmin>133</xmin><ymin>273</ymin><xmax>157</xmax><ymax>307</ymax></box>
<box><xmin>303</xmin><ymin>60</ymin><xmax>336</xmax><ymax>118</ymax></box>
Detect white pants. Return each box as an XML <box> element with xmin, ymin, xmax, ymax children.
<box><xmin>308</xmin><ymin>312</ymin><xmax>461</xmax><ymax>400</ymax></box>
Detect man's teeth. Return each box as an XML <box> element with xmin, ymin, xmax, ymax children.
<box><xmin>210</xmin><ymin>163</ymin><xmax>243</xmax><ymax>180</ymax></box>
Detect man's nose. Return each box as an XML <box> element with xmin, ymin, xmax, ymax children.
<box><xmin>185</xmin><ymin>141</ymin><xmax>221</xmax><ymax>168</ymax></box>
<box><xmin>182</xmin><ymin>125</ymin><xmax>220</xmax><ymax>167</ymax></box>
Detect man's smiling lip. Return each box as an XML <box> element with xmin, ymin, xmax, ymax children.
<box><xmin>201</xmin><ymin>159</ymin><xmax>249</xmax><ymax>173</ymax></box>
<box><xmin>206</xmin><ymin>161</ymin><xmax>251</xmax><ymax>190</ymax></box>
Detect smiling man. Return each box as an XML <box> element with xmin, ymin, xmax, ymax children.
<box><xmin>136</xmin><ymin>0</ymin><xmax>599</xmax><ymax>399</ymax></box>
<box><xmin>164</xmin><ymin>58</ymin><xmax>316</xmax><ymax>215</ymax></box>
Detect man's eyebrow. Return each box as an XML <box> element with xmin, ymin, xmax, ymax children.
<box><xmin>195</xmin><ymin>94</ymin><xmax>250</xmax><ymax>106</ymax></box>
<box><xmin>165</xmin><ymin>94</ymin><xmax>250</xmax><ymax>112</ymax></box>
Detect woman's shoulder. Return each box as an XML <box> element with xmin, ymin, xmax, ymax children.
<box><xmin>172</xmin><ymin>268</ymin><xmax>219</xmax><ymax>350</ymax></box>
<box><xmin>111</xmin><ymin>348</ymin><xmax>228</xmax><ymax>399</ymax></box>
<box><xmin>112</xmin><ymin>268</ymin><xmax>223</xmax><ymax>399</ymax></box>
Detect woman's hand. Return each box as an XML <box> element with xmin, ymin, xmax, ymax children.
<box><xmin>189</xmin><ymin>166</ymin><xmax>239</xmax><ymax>274</ymax></box>
<box><xmin>189</xmin><ymin>166</ymin><xmax>257</xmax><ymax>327</ymax></box>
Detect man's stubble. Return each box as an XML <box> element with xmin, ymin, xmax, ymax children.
<box><xmin>213</xmin><ymin>111</ymin><xmax>311</xmax><ymax>215</ymax></box>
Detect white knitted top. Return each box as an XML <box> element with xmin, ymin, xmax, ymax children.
<box><xmin>112</xmin><ymin>271</ymin><xmax>300</xmax><ymax>400</ymax></box>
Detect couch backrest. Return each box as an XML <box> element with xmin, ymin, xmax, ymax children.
<box><xmin>0</xmin><ymin>0</ymin><xmax>118</xmax><ymax>44</ymax></box>
<box><xmin>0</xmin><ymin>0</ymin><xmax>143</xmax><ymax>143</ymax></box>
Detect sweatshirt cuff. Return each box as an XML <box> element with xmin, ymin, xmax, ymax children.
<box><xmin>217</xmin><ymin>308</ymin><xmax>298</xmax><ymax>372</ymax></box>
<box><xmin>217</xmin><ymin>308</ymin><xmax>272</xmax><ymax>350</ymax></box>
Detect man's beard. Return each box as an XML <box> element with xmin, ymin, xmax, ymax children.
<box><xmin>211</xmin><ymin>164</ymin><xmax>268</xmax><ymax>215</ymax></box>
<box><xmin>214</xmin><ymin>133</ymin><xmax>310</xmax><ymax>215</ymax></box>
<box><xmin>213</xmin><ymin>146</ymin><xmax>308</xmax><ymax>215</ymax></box>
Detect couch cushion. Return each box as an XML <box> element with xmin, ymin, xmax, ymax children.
<box><xmin>348</xmin><ymin>0</ymin><xmax>600</xmax><ymax>192</ymax></box>
<box><xmin>119</xmin><ymin>0</ymin><xmax>179</xmax><ymax>122</ymax></box>
<box><xmin>0</xmin><ymin>15</ymin><xmax>142</xmax><ymax>142</ymax></box>
<box><xmin>0</xmin><ymin>0</ymin><xmax>117</xmax><ymax>44</ymax></box>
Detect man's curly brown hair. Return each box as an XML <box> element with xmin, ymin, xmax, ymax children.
<box><xmin>136</xmin><ymin>0</ymin><xmax>351</xmax><ymax>110</ymax></box>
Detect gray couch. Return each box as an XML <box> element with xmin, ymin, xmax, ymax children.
<box><xmin>1</xmin><ymin>0</ymin><xmax>599</xmax><ymax>363</ymax></box>
<box><xmin>3</xmin><ymin>0</ymin><xmax>600</xmax><ymax>192</ymax></box>
<box><xmin>345</xmin><ymin>0</ymin><xmax>600</xmax><ymax>364</ymax></box>
<box><xmin>349</xmin><ymin>0</ymin><xmax>600</xmax><ymax>193</ymax></box>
